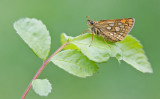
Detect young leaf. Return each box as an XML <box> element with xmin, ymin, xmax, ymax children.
<box><xmin>14</xmin><ymin>18</ymin><xmax>51</xmax><ymax>61</ymax></box>
<box><xmin>116</xmin><ymin>35</ymin><xmax>153</xmax><ymax>73</ymax></box>
<box><xmin>51</xmin><ymin>49</ymin><xmax>98</xmax><ymax>78</ymax></box>
<box><xmin>32</xmin><ymin>79</ymin><xmax>52</xmax><ymax>96</ymax></box>
<box><xmin>61</xmin><ymin>33</ymin><xmax>152</xmax><ymax>73</ymax></box>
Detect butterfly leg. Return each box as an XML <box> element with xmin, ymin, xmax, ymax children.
<box><xmin>89</xmin><ymin>31</ymin><xmax>94</xmax><ymax>47</ymax></box>
<box><xmin>102</xmin><ymin>36</ymin><xmax>111</xmax><ymax>48</ymax></box>
<box><xmin>89</xmin><ymin>27</ymin><xmax>99</xmax><ymax>47</ymax></box>
<box><xmin>80</xmin><ymin>28</ymin><xmax>90</xmax><ymax>35</ymax></box>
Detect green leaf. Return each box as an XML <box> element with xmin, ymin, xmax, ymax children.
<box><xmin>61</xmin><ymin>33</ymin><xmax>122</xmax><ymax>63</ymax></box>
<box><xmin>14</xmin><ymin>18</ymin><xmax>51</xmax><ymax>61</ymax></box>
<box><xmin>116</xmin><ymin>35</ymin><xmax>153</xmax><ymax>73</ymax></box>
<box><xmin>51</xmin><ymin>49</ymin><xmax>98</xmax><ymax>78</ymax></box>
<box><xmin>61</xmin><ymin>33</ymin><xmax>152</xmax><ymax>73</ymax></box>
<box><xmin>32</xmin><ymin>79</ymin><xmax>52</xmax><ymax>96</ymax></box>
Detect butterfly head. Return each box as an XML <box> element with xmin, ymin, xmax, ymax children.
<box><xmin>87</xmin><ymin>20</ymin><xmax>95</xmax><ymax>26</ymax></box>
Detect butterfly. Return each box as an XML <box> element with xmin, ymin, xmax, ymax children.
<box><xmin>85</xmin><ymin>16</ymin><xmax>135</xmax><ymax>43</ymax></box>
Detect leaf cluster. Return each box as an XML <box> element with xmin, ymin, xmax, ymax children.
<box><xmin>14</xmin><ymin>18</ymin><xmax>152</xmax><ymax>96</ymax></box>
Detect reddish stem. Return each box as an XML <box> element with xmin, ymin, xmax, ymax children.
<box><xmin>21</xmin><ymin>41</ymin><xmax>70</xmax><ymax>99</ymax></box>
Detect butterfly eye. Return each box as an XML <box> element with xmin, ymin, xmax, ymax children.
<box><xmin>90</xmin><ymin>21</ymin><xmax>94</xmax><ymax>25</ymax></box>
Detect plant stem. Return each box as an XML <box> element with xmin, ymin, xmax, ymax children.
<box><xmin>21</xmin><ymin>41</ymin><xmax>70</xmax><ymax>99</ymax></box>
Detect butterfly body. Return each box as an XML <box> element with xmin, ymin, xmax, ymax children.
<box><xmin>87</xmin><ymin>18</ymin><xmax>135</xmax><ymax>42</ymax></box>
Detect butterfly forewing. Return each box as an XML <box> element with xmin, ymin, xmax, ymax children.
<box><xmin>94</xmin><ymin>18</ymin><xmax>135</xmax><ymax>42</ymax></box>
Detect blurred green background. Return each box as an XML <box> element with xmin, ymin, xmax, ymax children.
<box><xmin>0</xmin><ymin>0</ymin><xmax>160</xmax><ymax>99</ymax></box>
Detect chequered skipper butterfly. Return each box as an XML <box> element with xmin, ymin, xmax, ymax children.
<box><xmin>85</xmin><ymin>16</ymin><xmax>135</xmax><ymax>43</ymax></box>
